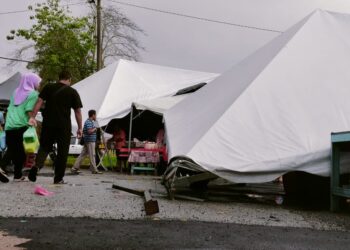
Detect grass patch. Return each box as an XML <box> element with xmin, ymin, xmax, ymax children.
<box><xmin>46</xmin><ymin>151</ymin><xmax>117</xmax><ymax>170</ymax></box>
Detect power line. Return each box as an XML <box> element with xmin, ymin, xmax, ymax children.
<box><xmin>0</xmin><ymin>1</ymin><xmax>87</xmax><ymax>16</ymax></box>
<box><xmin>110</xmin><ymin>0</ymin><xmax>283</xmax><ymax>33</ymax></box>
<box><xmin>0</xmin><ymin>56</ymin><xmax>93</xmax><ymax>70</ymax></box>
<box><xmin>0</xmin><ymin>56</ymin><xmax>32</xmax><ymax>64</ymax></box>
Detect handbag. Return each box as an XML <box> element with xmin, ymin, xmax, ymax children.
<box><xmin>79</xmin><ymin>135</ymin><xmax>85</xmax><ymax>145</ymax></box>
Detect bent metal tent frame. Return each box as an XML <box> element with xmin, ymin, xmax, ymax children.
<box><xmin>164</xmin><ymin>10</ymin><xmax>350</xmax><ymax>184</ymax></box>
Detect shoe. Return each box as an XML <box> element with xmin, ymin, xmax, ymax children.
<box><xmin>0</xmin><ymin>169</ymin><xmax>9</xmax><ymax>183</ymax></box>
<box><xmin>71</xmin><ymin>168</ymin><xmax>81</xmax><ymax>174</ymax></box>
<box><xmin>92</xmin><ymin>171</ymin><xmax>103</xmax><ymax>174</ymax></box>
<box><xmin>0</xmin><ymin>167</ymin><xmax>9</xmax><ymax>175</ymax></box>
<box><xmin>13</xmin><ymin>176</ymin><xmax>26</xmax><ymax>182</ymax></box>
<box><xmin>54</xmin><ymin>180</ymin><xmax>67</xmax><ymax>184</ymax></box>
<box><xmin>28</xmin><ymin>167</ymin><xmax>38</xmax><ymax>182</ymax></box>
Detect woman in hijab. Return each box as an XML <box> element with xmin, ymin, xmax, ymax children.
<box><xmin>0</xmin><ymin>73</ymin><xmax>41</xmax><ymax>182</ymax></box>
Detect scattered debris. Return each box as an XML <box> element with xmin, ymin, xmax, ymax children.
<box><xmin>34</xmin><ymin>185</ymin><xmax>54</xmax><ymax>196</ymax></box>
<box><xmin>162</xmin><ymin>158</ymin><xmax>285</xmax><ymax>204</ymax></box>
<box><xmin>112</xmin><ymin>184</ymin><xmax>159</xmax><ymax>215</ymax></box>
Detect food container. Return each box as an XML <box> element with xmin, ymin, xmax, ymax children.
<box><xmin>144</xmin><ymin>142</ymin><xmax>157</xmax><ymax>149</ymax></box>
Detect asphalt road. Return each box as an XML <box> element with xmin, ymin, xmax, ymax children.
<box><xmin>0</xmin><ymin>218</ymin><xmax>349</xmax><ymax>250</ymax></box>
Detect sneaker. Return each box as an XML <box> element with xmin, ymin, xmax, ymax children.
<box><xmin>92</xmin><ymin>171</ymin><xmax>103</xmax><ymax>174</ymax></box>
<box><xmin>0</xmin><ymin>169</ymin><xmax>9</xmax><ymax>183</ymax></box>
<box><xmin>71</xmin><ymin>168</ymin><xmax>81</xmax><ymax>174</ymax></box>
<box><xmin>13</xmin><ymin>176</ymin><xmax>26</xmax><ymax>182</ymax></box>
<box><xmin>28</xmin><ymin>167</ymin><xmax>38</xmax><ymax>182</ymax></box>
<box><xmin>54</xmin><ymin>180</ymin><xmax>67</xmax><ymax>185</ymax></box>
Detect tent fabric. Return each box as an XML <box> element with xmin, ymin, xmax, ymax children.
<box><xmin>133</xmin><ymin>95</ymin><xmax>188</xmax><ymax>115</ymax></box>
<box><xmin>164</xmin><ymin>10</ymin><xmax>350</xmax><ymax>184</ymax></box>
<box><xmin>0</xmin><ymin>72</ymin><xmax>21</xmax><ymax>101</ymax></box>
<box><xmin>71</xmin><ymin>59</ymin><xmax>219</xmax><ymax>131</ymax></box>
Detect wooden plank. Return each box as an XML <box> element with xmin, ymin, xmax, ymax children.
<box><xmin>112</xmin><ymin>184</ymin><xmax>144</xmax><ymax>196</ymax></box>
<box><xmin>144</xmin><ymin>190</ymin><xmax>159</xmax><ymax>215</ymax></box>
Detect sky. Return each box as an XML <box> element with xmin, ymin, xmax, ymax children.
<box><xmin>1</xmin><ymin>0</ymin><xmax>350</xmax><ymax>82</ymax></box>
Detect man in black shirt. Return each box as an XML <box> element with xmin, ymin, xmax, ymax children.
<box><xmin>28</xmin><ymin>71</ymin><xmax>83</xmax><ymax>184</ymax></box>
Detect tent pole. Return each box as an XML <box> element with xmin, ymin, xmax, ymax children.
<box><xmin>128</xmin><ymin>106</ymin><xmax>133</xmax><ymax>151</ymax></box>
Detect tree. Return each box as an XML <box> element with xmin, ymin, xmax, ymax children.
<box><xmin>7</xmin><ymin>0</ymin><xmax>95</xmax><ymax>84</ymax></box>
<box><xmin>99</xmin><ymin>7</ymin><xmax>145</xmax><ymax>67</ymax></box>
<box><xmin>7</xmin><ymin>0</ymin><xmax>145</xmax><ymax>83</ymax></box>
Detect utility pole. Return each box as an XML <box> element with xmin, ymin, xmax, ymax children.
<box><xmin>96</xmin><ymin>0</ymin><xmax>102</xmax><ymax>70</ymax></box>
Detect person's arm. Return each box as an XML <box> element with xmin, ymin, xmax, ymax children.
<box><xmin>28</xmin><ymin>98</ymin><xmax>44</xmax><ymax>126</ymax></box>
<box><xmin>88</xmin><ymin>127</ymin><xmax>97</xmax><ymax>134</ymax></box>
<box><xmin>74</xmin><ymin>108</ymin><xmax>83</xmax><ymax>138</ymax></box>
<box><xmin>87</xmin><ymin>121</ymin><xmax>97</xmax><ymax>134</ymax></box>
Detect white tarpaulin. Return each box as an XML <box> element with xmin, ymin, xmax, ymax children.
<box><xmin>133</xmin><ymin>95</ymin><xmax>188</xmax><ymax>115</ymax></box>
<box><xmin>164</xmin><ymin>10</ymin><xmax>350</xmax><ymax>183</ymax></box>
<box><xmin>71</xmin><ymin>59</ymin><xmax>218</xmax><ymax>130</ymax></box>
<box><xmin>0</xmin><ymin>72</ymin><xmax>21</xmax><ymax>100</ymax></box>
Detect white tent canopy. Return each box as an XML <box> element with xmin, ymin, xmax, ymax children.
<box><xmin>71</xmin><ymin>59</ymin><xmax>218</xmax><ymax>130</ymax></box>
<box><xmin>133</xmin><ymin>95</ymin><xmax>188</xmax><ymax>115</ymax></box>
<box><xmin>0</xmin><ymin>72</ymin><xmax>21</xmax><ymax>101</ymax></box>
<box><xmin>165</xmin><ymin>10</ymin><xmax>350</xmax><ymax>183</ymax></box>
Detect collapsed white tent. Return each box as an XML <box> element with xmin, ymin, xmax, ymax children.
<box><xmin>71</xmin><ymin>59</ymin><xmax>218</xmax><ymax>130</ymax></box>
<box><xmin>165</xmin><ymin>10</ymin><xmax>350</xmax><ymax>183</ymax></box>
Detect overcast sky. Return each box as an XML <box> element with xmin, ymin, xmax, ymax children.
<box><xmin>1</xmin><ymin>0</ymin><xmax>350</xmax><ymax>82</ymax></box>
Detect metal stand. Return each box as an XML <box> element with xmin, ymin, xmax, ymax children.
<box><xmin>95</xmin><ymin>123</ymin><xmax>113</xmax><ymax>171</ymax></box>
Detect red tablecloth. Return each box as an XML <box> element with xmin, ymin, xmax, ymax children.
<box><xmin>120</xmin><ymin>147</ymin><xmax>168</xmax><ymax>162</ymax></box>
<box><xmin>128</xmin><ymin>150</ymin><xmax>160</xmax><ymax>163</ymax></box>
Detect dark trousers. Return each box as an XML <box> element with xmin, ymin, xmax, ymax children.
<box><xmin>4</xmin><ymin>127</ymin><xmax>27</xmax><ymax>179</ymax></box>
<box><xmin>0</xmin><ymin>150</ymin><xmax>12</xmax><ymax>173</ymax></box>
<box><xmin>35</xmin><ymin>125</ymin><xmax>70</xmax><ymax>183</ymax></box>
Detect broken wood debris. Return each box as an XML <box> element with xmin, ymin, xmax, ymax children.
<box><xmin>112</xmin><ymin>184</ymin><xmax>159</xmax><ymax>215</ymax></box>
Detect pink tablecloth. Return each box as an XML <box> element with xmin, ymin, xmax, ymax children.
<box><xmin>128</xmin><ymin>150</ymin><xmax>160</xmax><ymax>163</ymax></box>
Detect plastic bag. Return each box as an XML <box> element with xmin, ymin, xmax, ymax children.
<box><xmin>0</xmin><ymin>131</ymin><xmax>5</xmax><ymax>152</ymax></box>
<box><xmin>23</xmin><ymin>126</ymin><xmax>40</xmax><ymax>153</ymax></box>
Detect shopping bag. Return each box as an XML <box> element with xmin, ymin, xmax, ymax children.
<box><xmin>23</xmin><ymin>126</ymin><xmax>40</xmax><ymax>153</ymax></box>
<box><xmin>0</xmin><ymin>131</ymin><xmax>5</xmax><ymax>152</ymax></box>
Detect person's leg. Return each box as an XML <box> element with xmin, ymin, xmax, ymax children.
<box><xmin>95</xmin><ymin>146</ymin><xmax>101</xmax><ymax>167</ymax></box>
<box><xmin>0</xmin><ymin>167</ymin><xmax>9</xmax><ymax>183</ymax></box>
<box><xmin>6</xmin><ymin>128</ymin><xmax>26</xmax><ymax>179</ymax></box>
<box><xmin>54</xmin><ymin>127</ymin><xmax>70</xmax><ymax>183</ymax></box>
<box><xmin>87</xmin><ymin>142</ymin><xmax>99</xmax><ymax>173</ymax></box>
<box><xmin>0</xmin><ymin>150</ymin><xmax>11</xmax><ymax>173</ymax></box>
<box><xmin>28</xmin><ymin>125</ymin><xmax>55</xmax><ymax>182</ymax></box>
<box><xmin>72</xmin><ymin>144</ymin><xmax>88</xmax><ymax>170</ymax></box>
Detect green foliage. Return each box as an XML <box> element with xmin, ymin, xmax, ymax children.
<box><xmin>7</xmin><ymin>0</ymin><xmax>96</xmax><ymax>84</ymax></box>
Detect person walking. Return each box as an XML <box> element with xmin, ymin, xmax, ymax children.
<box><xmin>0</xmin><ymin>73</ymin><xmax>42</xmax><ymax>182</ymax></box>
<box><xmin>71</xmin><ymin>110</ymin><xmax>102</xmax><ymax>174</ymax></box>
<box><xmin>28</xmin><ymin>70</ymin><xmax>83</xmax><ymax>184</ymax></box>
